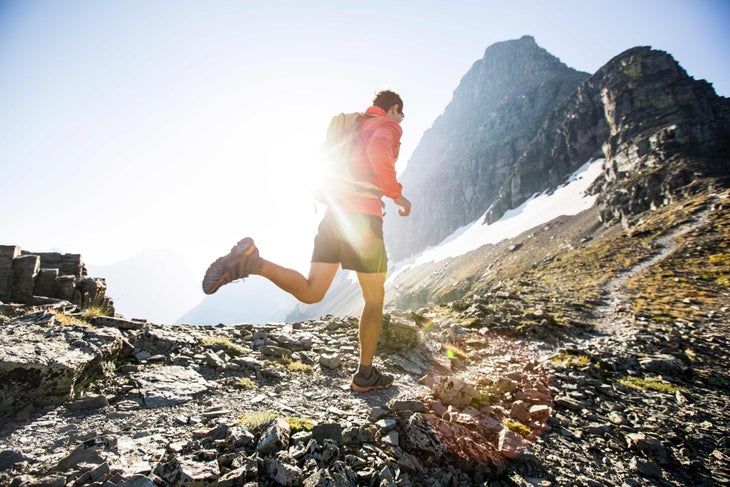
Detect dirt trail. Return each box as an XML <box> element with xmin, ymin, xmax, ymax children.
<box><xmin>591</xmin><ymin>206</ymin><xmax>711</xmax><ymax>335</ymax></box>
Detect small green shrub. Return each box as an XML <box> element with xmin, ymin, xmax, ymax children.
<box><xmin>50</xmin><ymin>311</ymin><xmax>83</xmax><ymax>326</ymax></box>
<box><xmin>286</xmin><ymin>417</ymin><xmax>314</xmax><ymax>433</ymax></box>
<box><xmin>201</xmin><ymin>336</ymin><xmax>247</xmax><ymax>356</ymax></box>
<box><xmin>624</xmin><ymin>62</ymin><xmax>642</xmax><ymax>80</ymax></box>
<box><xmin>237</xmin><ymin>411</ymin><xmax>313</xmax><ymax>435</ymax></box>
<box><xmin>444</xmin><ymin>344</ymin><xmax>469</xmax><ymax>360</ymax></box>
<box><xmin>503</xmin><ymin>420</ymin><xmax>531</xmax><ymax>437</ymax></box>
<box><xmin>551</xmin><ymin>353</ymin><xmax>590</xmax><ymax>368</ymax></box>
<box><xmin>236</xmin><ymin>378</ymin><xmax>256</xmax><ymax>389</ymax></box>
<box><xmin>238</xmin><ymin>411</ymin><xmax>278</xmax><ymax>430</ymax></box>
<box><xmin>286</xmin><ymin>361</ymin><xmax>313</xmax><ymax>373</ymax></box>
<box><xmin>618</xmin><ymin>376</ymin><xmax>683</xmax><ymax>394</ymax></box>
<box><xmin>274</xmin><ymin>355</ymin><xmax>313</xmax><ymax>373</ymax></box>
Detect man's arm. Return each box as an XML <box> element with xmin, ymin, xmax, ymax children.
<box><xmin>366</xmin><ymin>126</ymin><xmax>403</xmax><ymax>199</ymax></box>
<box><xmin>366</xmin><ymin>122</ymin><xmax>410</xmax><ymax>216</ymax></box>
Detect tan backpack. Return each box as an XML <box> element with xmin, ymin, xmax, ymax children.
<box><xmin>314</xmin><ymin>113</ymin><xmax>382</xmax><ymax>204</ymax></box>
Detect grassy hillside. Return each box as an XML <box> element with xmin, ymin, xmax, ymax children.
<box><xmin>387</xmin><ymin>186</ymin><xmax>730</xmax><ymax>336</ymax></box>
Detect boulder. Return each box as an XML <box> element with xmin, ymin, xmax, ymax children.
<box><xmin>0</xmin><ymin>245</ymin><xmax>20</xmax><ymax>301</ymax></box>
<box><xmin>11</xmin><ymin>255</ymin><xmax>40</xmax><ymax>303</ymax></box>
<box><xmin>267</xmin><ymin>452</ymin><xmax>303</xmax><ymax>486</ymax></box>
<box><xmin>381</xmin><ymin>311</ymin><xmax>420</xmax><ymax>349</ymax></box>
<box><xmin>54</xmin><ymin>275</ymin><xmax>76</xmax><ymax>302</ymax></box>
<box><xmin>318</xmin><ymin>352</ymin><xmax>341</xmax><ymax>369</ymax></box>
<box><xmin>256</xmin><ymin>418</ymin><xmax>291</xmax><ymax>455</ymax></box>
<box><xmin>132</xmin><ymin>365</ymin><xmax>209</xmax><ymax>408</ymax></box>
<box><xmin>497</xmin><ymin>428</ymin><xmax>529</xmax><ymax>459</ymax></box>
<box><xmin>0</xmin><ymin>311</ymin><xmax>125</xmax><ymax>416</ymax></box>
<box><xmin>432</xmin><ymin>376</ymin><xmax>476</xmax><ymax>407</ymax></box>
<box><xmin>33</xmin><ymin>268</ymin><xmax>59</xmax><ymax>298</ymax></box>
<box><xmin>77</xmin><ymin>277</ymin><xmax>108</xmax><ymax>307</ymax></box>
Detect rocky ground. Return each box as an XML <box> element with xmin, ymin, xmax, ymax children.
<box><xmin>1</xmin><ymin>281</ymin><xmax>728</xmax><ymax>487</ymax></box>
<box><xmin>1</xmin><ymin>194</ymin><xmax>729</xmax><ymax>487</ymax></box>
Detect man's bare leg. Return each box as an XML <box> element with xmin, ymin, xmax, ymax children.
<box><xmin>350</xmin><ymin>271</ymin><xmax>393</xmax><ymax>391</ymax></box>
<box><xmin>257</xmin><ymin>261</ymin><xmax>339</xmax><ymax>305</ymax></box>
<box><xmin>355</xmin><ymin>272</ymin><xmax>386</xmax><ymax>366</ymax></box>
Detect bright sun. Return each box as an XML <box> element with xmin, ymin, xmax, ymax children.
<box><xmin>178</xmin><ymin>104</ymin><xmax>339</xmax><ymax>278</ymax></box>
<box><xmin>228</xmin><ymin>108</ymin><xmax>329</xmax><ymax>270</ymax></box>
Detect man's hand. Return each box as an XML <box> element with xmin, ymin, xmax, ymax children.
<box><xmin>393</xmin><ymin>196</ymin><xmax>412</xmax><ymax>217</ymax></box>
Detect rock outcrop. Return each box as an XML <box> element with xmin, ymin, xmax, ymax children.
<box><xmin>0</xmin><ymin>245</ymin><xmax>114</xmax><ymax>314</ymax></box>
<box><xmin>0</xmin><ymin>311</ymin><xmax>129</xmax><ymax>416</ymax></box>
<box><xmin>591</xmin><ymin>47</ymin><xmax>730</xmax><ymax>225</ymax></box>
<box><xmin>486</xmin><ymin>45</ymin><xmax>730</xmax><ymax>228</ymax></box>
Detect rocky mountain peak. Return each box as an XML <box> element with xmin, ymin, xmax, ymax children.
<box><xmin>590</xmin><ymin>46</ymin><xmax>730</xmax><ymax>225</ymax></box>
<box><xmin>387</xmin><ymin>38</ymin><xmax>730</xmax><ymax>262</ymax></box>
<box><xmin>476</xmin><ymin>35</ymin><xmax>570</xmax><ymax>83</ymax></box>
<box><xmin>598</xmin><ymin>46</ymin><xmax>730</xmax><ymax>167</ymax></box>
<box><xmin>386</xmin><ymin>36</ymin><xmax>589</xmax><ymax>261</ymax></box>
<box><xmin>481</xmin><ymin>45</ymin><xmax>723</xmax><ymax>226</ymax></box>
<box><xmin>437</xmin><ymin>35</ymin><xmax>581</xmax><ymax>134</ymax></box>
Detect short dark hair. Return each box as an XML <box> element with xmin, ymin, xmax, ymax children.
<box><xmin>373</xmin><ymin>90</ymin><xmax>403</xmax><ymax>114</ymax></box>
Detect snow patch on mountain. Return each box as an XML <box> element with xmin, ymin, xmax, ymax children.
<box><xmin>388</xmin><ymin>158</ymin><xmax>605</xmax><ymax>282</ymax></box>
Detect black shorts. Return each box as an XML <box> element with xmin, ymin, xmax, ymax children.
<box><xmin>311</xmin><ymin>210</ymin><xmax>387</xmax><ymax>273</ymax></box>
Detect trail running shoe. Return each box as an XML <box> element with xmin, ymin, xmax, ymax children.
<box><xmin>350</xmin><ymin>367</ymin><xmax>394</xmax><ymax>392</ymax></box>
<box><xmin>202</xmin><ymin>237</ymin><xmax>262</xmax><ymax>295</ymax></box>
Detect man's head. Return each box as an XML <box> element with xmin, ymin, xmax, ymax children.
<box><xmin>373</xmin><ymin>90</ymin><xmax>404</xmax><ymax>122</ymax></box>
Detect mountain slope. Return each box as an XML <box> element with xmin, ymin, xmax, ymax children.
<box><xmin>385</xmin><ymin>35</ymin><xmax>589</xmax><ymax>261</ymax></box>
<box><xmin>4</xmin><ymin>185</ymin><xmax>728</xmax><ymax>486</ymax></box>
<box><xmin>178</xmin><ymin>277</ymin><xmax>297</xmax><ymax>326</ymax></box>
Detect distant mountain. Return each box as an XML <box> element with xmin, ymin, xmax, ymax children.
<box><xmin>177</xmin><ymin>277</ymin><xmax>296</xmax><ymax>326</ymax></box>
<box><xmin>384</xmin><ymin>35</ymin><xmax>590</xmax><ymax>261</ymax></box>
<box><xmin>89</xmin><ymin>249</ymin><xmax>296</xmax><ymax>326</ymax></box>
<box><xmin>88</xmin><ymin>249</ymin><xmax>200</xmax><ymax>324</ymax></box>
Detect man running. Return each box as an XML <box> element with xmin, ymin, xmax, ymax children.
<box><xmin>202</xmin><ymin>90</ymin><xmax>411</xmax><ymax>392</ymax></box>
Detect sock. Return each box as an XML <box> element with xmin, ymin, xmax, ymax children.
<box><xmin>243</xmin><ymin>247</ymin><xmax>263</xmax><ymax>275</ymax></box>
<box><xmin>357</xmin><ymin>364</ymin><xmax>373</xmax><ymax>379</ymax></box>
<box><xmin>247</xmin><ymin>256</ymin><xmax>264</xmax><ymax>275</ymax></box>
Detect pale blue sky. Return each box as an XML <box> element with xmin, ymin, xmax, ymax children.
<box><xmin>1</xmin><ymin>0</ymin><xmax>728</xmax><ymax>280</ymax></box>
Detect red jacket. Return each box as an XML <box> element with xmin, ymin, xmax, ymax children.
<box><xmin>343</xmin><ymin>106</ymin><xmax>403</xmax><ymax>217</ymax></box>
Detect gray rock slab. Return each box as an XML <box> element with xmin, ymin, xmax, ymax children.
<box><xmin>257</xmin><ymin>418</ymin><xmax>291</xmax><ymax>454</ymax></box>
<box><xmin>0</xmin><ymin>311</ymin><xmax>124</xmax><ymax>415</ymax></box>
<box><xmin>91</xmin><ymin>316</ymin><xmax>145</xmax><ymax>330</ymax></box>
<box><xmin>11</xmin><ymin>255</ymin><xmax>40</xmax><ymax>303</ymax></box>
<box><xmin>132</xmin><ymin>365</ymin><xmax>209</xmax><ymax>408</ymax></box>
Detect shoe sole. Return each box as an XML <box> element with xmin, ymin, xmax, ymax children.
<box><xmin>202</xmin><ymin>238</ymin><xmax>256</xmax><ymax>295</ymax></box>
<box><xmin>349</xmin><ymin>379</ymin><xmax>394</xmax><ymax>393</ymax></box>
